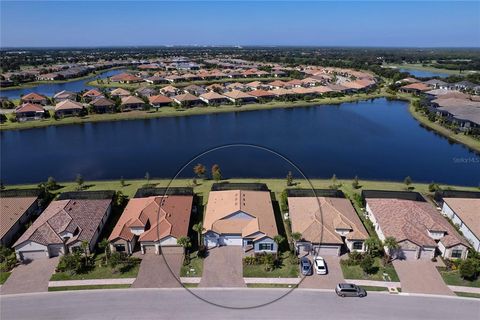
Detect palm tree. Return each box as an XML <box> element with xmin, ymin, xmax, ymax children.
<box><xmin>177</xmin><ymin>236</ymin><xmax>192</xmax><ymax>263</ymax></box>
<box><xmin>192</xmin><ymin>222</ymin><xmax>204</xmax><ymax>247</ymax></box>
<box><xmin>98</xmin><ymin>238</ymin><xmax>110</xmax><ymax>266</ymax></box>
<box><xmin>273</xmin><ymin>235</ymin><xmax>285</xmax><ymax>259</ymax></box>
<box><xmin>383</xmin><ymin>236</ymin><xmax>400</xmax><ymax>261</ymax></box>
<box><xmin>291</xmin><ymin>232</ymin><xmax>302</xmax><ymax>242</ymax></box>
<box><xmin>364</xmin><ymin>236</ymin><xmax>380</xmax><ymax>256</ymax></box>
<box><xmin>80</xmin><ymin>240</ymin><xmax>90</xmax><ymax>265</ymax></box>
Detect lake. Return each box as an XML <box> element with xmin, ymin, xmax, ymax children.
<box><xmin>0</xmin><ymin>69</ymin><xmax>127</xmax><ymax>99</ymax></box>
<box><xmin>399</xmin><ymin>68</ymin><xmax>451</xmax><ymax>78</ymax></box>
<box><xmin>1</xmin><ymin>98</ymin><xmax>479</xmax><ymax>186</ymax></box>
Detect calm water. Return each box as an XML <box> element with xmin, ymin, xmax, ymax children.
<box><xmin>0</xmin><ymin>69</ymin><xmax>127</xmax><ymax>99</ymax></box>
<box><xmin>1</xmin><ymin>98</ymin><xmax>479</xmax><ymax>185</ymax></box>
<box><xmin>399</xmin><ymin>68</ymin><xmax>451</xmax><ymax>78</ymax></box>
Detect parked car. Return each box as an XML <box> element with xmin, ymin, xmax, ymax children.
<box><xmin>335</xmin><ymin>283</ymin><xmax>367</xmax><ymax>298</ymax></box>
<box><xmin>314</xmin><ymin>256</ymin><xmax>327</xmax><ymax>275</ymax></box>
<box><xmin>300</xmin><ymin>256</ymin><xmax>313</xmax><ymax>276</ymax></box>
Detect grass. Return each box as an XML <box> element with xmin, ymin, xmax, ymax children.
<box><xmin>246</xmin><ymin>283</ymin><xmax>297</xmax><ymax>288</ymax></box>
<box><xmin>359</xmin><ymin>285</ymin><xmax>388</xmax><ymax>292</ymax></box>
<box><xmin>243</xmin><ymin>252</ymin><xmax>299</xmax><ymax>278</ymax></box>
<box><xmin>454</xmin><ymin>292</ymin><xmax>480</xmax><ymax>299</ymax></box>
<box><xmin>437</xmin><ymin>267</ymin><xmax>480</xmax><ymax>288</ymax></box>
<box><xmin>341</xmin><ymin>257</ymin><xmax>400</xmax><ymax>282</ymax></box>
<box><xmin>50</xmin><ymin>253</ymin><xmax>140</xmax><ymax>281</ymax></box>
<box><xmin>0</xmin><ymin>91</ymin><xmax>386</xmax><ymax>131</ymax></box>
<box><xmin>180</xmin><ymin>252</ymin><xmax>204</xmax><ymax>277</ymax></box>
<box><xmin>48</xmin><ymin>284</ymin><xmax>130</xmax><ymax>291</ymax></box>
<box><xmin>0</xmin><ymin>272</ymin><xmax>11</xmax><ymax>284</ymax></box>
<box><xmin>383</xmin><ymin>63</ymin><xmax>470</xmax><ymax>75</ymax></box>
<box><xmin>182</xmin><ymin>283</ymin><xmax>199</xmax><ymax>288</ymax></box>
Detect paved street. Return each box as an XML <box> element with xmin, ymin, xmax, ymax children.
<box><xmin>1</xmin><ymin>288</ymin><xmax>479</xmax><ymax>320</ymax></box>
<box><xmin>393</xmin><ymin>260</ymin><xmax>454</xmax><ymax>296</ymax></box>
<box><xmin>132</xmin><ymin>249</ymin><xmax>183</xmax><ymax>288</ymax></box>
<box><xmin>299</xmin><ymin>256</ymin><xmax>344</xmax><ymax>289</ymax></box>
<box><xmin>199</xmin><ymin>247</ymin><xmax>246</xmax><ymax>287</ymax></box>
<box><xmin>0</xmin><ymin>258</ymin><xmax>59</xmax><ymax>295</ymax></box>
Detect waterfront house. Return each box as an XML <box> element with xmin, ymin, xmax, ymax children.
<box><xmin>20</xmin><ymin>92</ymin><xmax>48</xmax><ymax>105</ymax></box>
<box><xmin>14</xmin><ymin>103</ymin><xmax>45</xmax><ymax>121</ymax></box>
<box><xmin>110</xmin><ymin>73</ymin><xmax>142</xmax><ymax>84</ymax></box>
<box><xmin>149</xmin><ymin>94</ymin><xmax>173</xmax><ymax>108</ymax></box>
<box><xmin>120</xmin><ymin>95</ymin><xmax>146</xmax><ymax>111</ymax></box>
<box><xmin>173</xmin><ymin>93</ymin><xmax>203</xmax><ymax>107</ymax></box>
<box><xmin>53</xmin><ymin>90</ymin><xmax>76</xmax><ymax>102</ymax></box>
<box><xmin>54</xmin><ymin>99</ymin><xmax>85</xmax><ymax>117</ymax></box>
<box><xmin>431</xmin><ymin>95</ymin><xmax>480</xmax><ymax>130</ymax></box>
<box><xmin>109</xmin><ymin>195</ymin><xmax>193</xmax><ymax>255</ymax></box>
<box><xmin>90</xmin><ymin>97</ymin><xmax>116</xmax><ymax>113</ymax></box>
<box><xmin>199</xmin><ymin>91</ymin><xmax>229</xmax><ymax>105</ymax></box>
<box><xmin>223</xmin><ymin>90</ymin><xmax>256</xmax><ymax>104</ymax></box>
<box><xmin>399</xmin><ymin>83</ymin><xmax>430</xmax><ymax>94</ymax></box>
<box><xmin>288</xmin><ymin>192</ymin><xmax>368</xmax><ymax>256</ymax></box>
<box><xmin>203</xmin><ymin>190</ymin><xmax>279</xmax><ymax>254</ymax></box>
<box><xmin>248</xmin><ymin>89</ymin><xmax>276</xmax><ymax>101</ymax></box>
<box><xmin>13</xmin><ymin>194</ymin><xmax>112</xmax><ymax>261</ymax></box>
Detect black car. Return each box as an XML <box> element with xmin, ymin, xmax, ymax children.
<box><xmin>335</xmin><ymin>283</ymin><xmax>367</xmax><ymax>297</ymax></box>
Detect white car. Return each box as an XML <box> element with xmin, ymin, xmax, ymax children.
<box><xmin>314</xmin><ymin>257</ymin><xmax>327</xmax><ymax>275</ymax></box>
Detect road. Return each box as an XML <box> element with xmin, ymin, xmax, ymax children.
<box><xmin>1</xmin><ymin>288</ymin><xmax>479</xmax><ymax>320</ymax></box>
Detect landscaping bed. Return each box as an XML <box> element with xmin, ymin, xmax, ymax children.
<box><xmin>180</xmin><ymin>252</ymin><xmax>204</xmax><ymax>277</ymax></box>
<box><xmin>341</xmin><ymin>257</ymin><xmax>399</xmax><ymax>282</ymax></box>
<box><xmin>243</xmin><ymin>252</ymin><xmax>299</xmax><ymax>278</ymax></box>
<box><xmin>48</xmin><ymin>284</ymin><xmax>130</xmax><ymax>291</ymax></box>
<box><xmin>437</xmin><ymin>267</ymin><xmax>480</xmax><ymax>288</ymax></box>
<box><xmin>0</xmin><ymin>271</ymin><xmax>11</xmax><ymax>284</ymax></box>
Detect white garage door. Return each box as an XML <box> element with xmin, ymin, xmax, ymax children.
<box><xmin>314</xmin><ymin>246</ymin><xmax>340</xmax><ymax>256</ymax></box>
<box><xmin>400</xmin><ymin>249</ymin><xmax>418</xmax><ymax>260</ymax></box>
<box><xmin>219</xmin><ymin>236</ymin><xmax>242</xmax><ymax>246</ymax></box>
<box><xmin>20</xmin><ymin>250</ymin><xmax>47</xmax><ymax>260</ymax></box>
<box><xmin>418</xmin><ymin>248</ymin><xmax>434</xmax><ymax>260</ymax></box>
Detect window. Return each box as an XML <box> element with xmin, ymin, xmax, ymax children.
<box><xmin>115</xmin><ymin>244</ymin><xmax>126</xmax><ymax>252</ymax></box>
<box><xmin>352</xmin><ymin>242</ymin><xmax>363</xmax><ymax>250</ymax></box>
<box><xmin>246</xmin><ymin>240</ymin><xmax>253</xmax><ymax>246</ymax></box>
<box><xmin>451</xmin><ymin>249</ymin><xmax>463</xmax><ymax>259</ymax></box>
<box><xmin>259</xmin><ymin>243</ymin><xmax>273</xmax><ymax>251</ymax></box>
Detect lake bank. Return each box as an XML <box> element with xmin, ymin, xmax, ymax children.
<box><xmin>383</xmin><ymin>63</ymin><xmax>471</xmax><ymax>76</ymax></box>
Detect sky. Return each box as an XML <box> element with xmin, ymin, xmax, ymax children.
<box><xmin>1</xmin><ymin>1</ymin><xmax>479</xmax><ymax>48</ymax></box>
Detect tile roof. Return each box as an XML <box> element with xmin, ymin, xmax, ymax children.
<box><xmin>223</xmin><ymin>90</ymin><xmax>254</xmax><ymax>99</ymax></box>
<box><xmin>121</xmin><ymin>95</ymin><xmax>144</xmax><ymax>105</ymax></box>
<box><xmin>108</xmin><ymin>195</ymin><xmax>193</xmax><ymax>242</ymax></box>
<box><xmin>15</xmin><ymin>103</ymin><xmax>45</xmax><ymax>113</ymax></box>
<box><xmin>55</xmin><ymin>99</ymin><xmax>84</xmax><ymax>111</ymax></box>
<box><xmin>288</xmin><ymin>197</ymin><xmax>368</xmax><ymax>244</ymax></box>
<box><xmin>0</xmin><ymin>196</ymin><xmax>38</xmax><ymax>240</ymax></box>
<box><xmin>110</xmin><ymin>88</ymin><xmax>131</xmax><ymax>96</ymax></box>
<box><xmin>82</xmin><ymin>89</ymin><xmax>103</xmax><ymax>97</ymax></box>
<box><xmin>20</xmin><ymin>93</ymin><xmax>46</xmax><ymax>101</ymax></box>
<box><xmin>400</xmin><ymin>83</ymin><xmax>431</xmax><ymax>91</ymax></box>
<box><xmin>14</xmin><ymin>199</ymin><xmax>111</xmax><ymax>247</ymax></box>
<box><xmin>248</xmin><ymin>89</ymin><xmax>276</xmax><ymax>98</ymax></box>
<box><xmin>173</xmin><ymin>92</ymin><xmax>200</xmax><ymax>102</ymax></box>
<box><xmin>443</xmin><ymin>198</ymin><xmax>480</xmax><ymax>238</ymax></box>
<box><xmin>203</xmin><ymin>190</ymin><xmax>278</xmax><ymax>238</ymax></box>
<box><xmin>199</xmin><ymin>91</ymin><xmax>227</xmax><ymax>100</ymax></box>
<box><xmin>366</xmin><ymin>198</ymin><xmax>468</xmax><ymax>248</ymax></box>
<box><xmin>149</xmin><ymin>94</ymin><xmax>173</xmax><ymax>104</ymax></box>
<box><xmin>90</xmin><ymin>97</ymin><xmax>115</xmax><ymax>107</ymax></box>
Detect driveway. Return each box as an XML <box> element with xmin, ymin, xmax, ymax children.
<box><xmin>298</xmin><ymin>256</ymin><xmax>344</xmax><ymax>289</ymax></box>
<box><xmin>199</xmin><ymin>246</ymin><xmax>245</xmax><ymax>287</ymax></box>
<box><xmin>132</xmin><ymin>248</ymin><xmax>183</xmax><ymax>288</ymax></box>
<box><xmin>393</xmin><ymin>260</ymin><xmax>453</xmax><ymax>296</ymax></box>
<box><xmin>1</xmin><ymin>257</ymin><xmax>59</xmax><ymax>295</ymax></box>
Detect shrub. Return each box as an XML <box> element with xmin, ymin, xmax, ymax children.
<box><xmin>360</xmin><ymin>254</ymin><xmax>376</xmax><ymax>274</ymax></box>
<box><xmin>459</xmin><ymin>259</ymin><xmax>479</xmax><ymax>281</ymax></box>
<box><xmin>344</xmin><ymin>251</ymin><xmax>364</xmax><ymax>266</ymax></box>
<box><xmin>197</xmin><ymin>245</ymin><xmax>207</xmax><ymax>259</ymax></box>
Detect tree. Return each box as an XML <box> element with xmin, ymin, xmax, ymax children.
<box><xmin>0</xmin><ymin>181</ymin><xmax>4</xmax><ymax>190</ymax></box>
<box><xmin>80</xmin><ymin>240</ymin><xmax>90</xmax><ymax>265</ymax></box>
<box><xmin>177</xmin><ymin>236</ymin><xmax>192</xmax><ymax>264</ymax></box>
<box><xmin>428</xmin><ymin>181</ymin><xmax>440</xmax><ymax>192</ymax></box>
<box><xmin>193</xmin><ymin>164</ymin><xmax>206</xmax><ymax>178</ymax></box>
<box><xmin>144</xmin><ymin>172</ymin><xmax>150</xmax><ymax>185</ymax></box>
<box><xmin>286</xmin><ymin>171</ymin><xmax>294</xmax><ymax>186</ymax></box>
<box><xmin>352</xmin><ymin>175</ymin><xmax>360</xmax><ymax>189</ymax></box>
<box><xmin>291</xmin><ymin>232</ymin><xmax>302</xmax><ymax>242</ymax></box>
<box><xmin>273</xmin><ymin>235</ymin><xmax>285</xmax><ymax>259</ymax></box>
<box><xmin>120</xmin><ymin>176</ymin><xmax>126</xmax><ymax>187</ymax></box>
<box><xmin>364</xmin><ymin>236</ymin><xmax>381</xmax><ymax>256</ymax></box>
<box><xmin>404</xmin><ymin>176</ymin><xmax>412</xmax><ymax>189</ymax></box>
<box><xmin>383</xmin><ymin>237</ymin><xmax>400</xmax><ymax>261</ymax></box>
<box><xmin>211</xmin><ymin>164</ymin><xmax>222</xmax><ymax>181</ymax></box>
<box><xmin>192</xmin><ymin>222</ymin><xmax>204</xmax><ymax>246</ymax></box>
<box><xmin>98</xmin><ymin>238</ymin><xmax>110</xmax><ymax>266</ymax></box>
<box><xmin>459</xmin><ymin>259</ymin><xmax>478</xmax><ymax>280</ymax></box>
<box><xmin>75</xmin><ymin>174</ymin><xmax>84</xmax><ymax>190</ymax></box>
<box><xmin>45</xmin><ymin>176</ymin><xmax>59</xmax><ymax>190</ymax></box>
<box><xmin>360</xmin><ymin>254</ymin><xmax>375</xmax><ymax>274</ymax></box>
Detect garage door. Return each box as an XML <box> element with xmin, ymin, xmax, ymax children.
<box><xmin>219</xmin><ymin>236</ymin><xmax>242</xmax><ymax>246</ymax></box>
<box><xmin>160</xmin><ymin>246</ymin><xmax>183</xmax><ymax>255</ymax></box>
<box><xmin>418</xmin><ymin>248</ymin><xmax>434</xmax><ymax>260</ymax></box>
<box><xmin>20</xmin><ymin>250</ymin><xmax>47</xmax><ymax>260</ymax></box>
<box><xmin>400</xmin><ymin>249</ymin><xmax>418</xmax><ymax>260</ymax></box>
<box><xmin>143</xmin><ymin>245</ymin><xmax>157</xmax><ymax>254</ymax></box>
<box><xmin>314</xmin><ymin>246</ymin><xmax>340</xmax><ymax>256</ymax></box>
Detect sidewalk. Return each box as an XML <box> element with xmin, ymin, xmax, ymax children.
<box><xmin>345</xmin><ymin>279</ymin><xmax>401</xmax><ymax>288</ymax></box>
<box><xmin>244</xmin><ymin>278</ymin><xmax>300</xmax><ymax>285</ymax></box>
<box><xmin>448</xmin><ymin>286</ymin><xmax>480</xmax><ymax>294</ymax></box>
<box><xmin>48</xmin><ymin>278</ymin><xmax>136</xmax><ymax>287</ymax></box>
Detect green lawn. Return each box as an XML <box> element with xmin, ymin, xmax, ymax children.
<box><xmin>341</xmin><ymin>257</ymin><xmax>399</xmax><ymax>282</ymax></box>
<box><xmin>50</xmin><ymin>254</ymin><xmax>140</xmax><ymax>281</ymax></box>
<box><xmin>383</xmin><ymin>63</ymin><xmax>469</xmax><ymax>75</ymax></box>
<box><xmin>182</xmin><ymin>283</ymin><xmax>199</xmax><ymax>288</ymax></box>
<box><xmin>0</xmin><ymin>272</ymin><xmax>11</xmax><ymax>284</ymax></box>
<box><xmin>243</xmin><ymin>252</ymin><xmax>299</xmax><ymax>278</ymax></box>
<box><xmin>180</xmin><ymin>252</ymin><xmax>204</xmax><ymax>277</ymax></box>
<box><xmin>454</xmin><ymin>292</ymin><xmax>480</xmax><ymax>299</ymax></box>
<box><xmin>359</xmin><ymin>285</ymin><xmax>388</xmax><ymax>292</ymax></box>
<box><xmin>437</xmin><ymin>268</ymin><xmax>480</xmax><ymax>288</ymax></box>
<box><xmin>48</xmin><ymin>284</ymin><xmax>130</xmax><ymax>291</ymax></box>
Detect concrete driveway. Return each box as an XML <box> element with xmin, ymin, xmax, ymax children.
<box><xmin>199</xmin><ymin>246</ymin><xmax>245</xmax><ymax>287</ymax></box>
<box><xmin>299</xmin><ymin>256</ymin><xmax>344</xmax><ymax>289</ymax></box>
<box><xmin>1</xmin><ymin>257</ymin><xmax>59</xmax><ymax>295</ymax></box>
<box><xmin>132</xmin><ymin>248</ymin><xmax>183</xmax><ymax>288</ymax></box>
<box><xmin>393</xmin><ymin>260</ymin><xmax>453</xmax><ymax>296</ymax></box>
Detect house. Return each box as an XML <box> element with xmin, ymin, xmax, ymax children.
<box><xmin>424</xmin><ymin>79</ymin><xmax>448</xmax><ymax>89</ymax></box>
<box><xmin>109</xmin><ymin>195</ymin><xmax>193</xmax><ymax>255</ymax></box>
<box><xmin>53</xmin><ymin>90</ymin><xmax>76</xmax><ymax>102</ymax></box>
<box><xmin>20</xmin><ymin>93</ymin><xmax>48</xmax><ymax>105</ymax></box>
<box><xmin>245</xmin><ymin>81</ymin><xmax>264</xmax><ymax>90</ymax></box>
<box><xmin>120</xmin><ymin>96</ymin><xmax>146</xmax><ymax>111</ymax></box>
<box><xmin>455</xmin><ymin>81</ymin><xmax>476</xmax><ymax>91</ymax></box>
<box><xmin>82</xmin><ymin>89</ymin><xmax>104</xmax><ymax>102</ymax></box>
<box><xmin>284</xmin><ymin>79</ymin><xmax>303</xmax><ymax>88</ymax></box>
<box><xmin>110</xmin><ymin>73</ymin><xmax>142</xmax><ymax>84</ymax></box>
<box><xmin>160</xmin><ymin>85</ymin><xmax>180</xmax><ymax>97</ymax></box>
<box><xmin>135</xmin><ymin>87</ymin><xmax>157</xmax><ymax>98</ymax></box>
<box><xmin>270</xmin><ymin>88</ymin><xmax>295</xmax><ymax>97</ymax></box>
<box><xmin>145</xmin><ymin>75</ymin><xmax>168</xmax><ymax>85</ymax></box>
<box><xmin>110</xmin><ymin>88</ymin><xmax>131</xmax><ymax>98</ymax></box>
<box><xmin>199</xmin><ymin>91</ymin><xmax>229</xmax><ymax>105</ymax></box>
<box><xmin>13</xmin><ymin>194</ymin><xmax>112</xmax><ymax>261</ymax></box>
<box><xmin>267</xmin><ymin>80</ymin><xmax>286</xmax><ymax>90</ymax></box>
<box><xmin>54</xmin><ymin>99</ymin><xmax>84</xmax><ymax>117</ymax></box>
<box><xmin>288</xmin><ymin>192</ymin><xmax>368</xmax><ymax>256</ymax></box>
<box><xmin>90</xmin><ymin>97</ymin><xmax>116</xmax><ymax>113</ymax></box>
<box><xmin>205</xmin><ymin>83</ymin><xmax>225</xmax><ymax>93</ymax></box>
<box><xmin>14</xmin><ymin>103</ymin><xmax>45</xmax><ymax>121</ymax></box>
<box><xmin>225</xmin><ymin>82</ymin><xmax>246</xmax><ymax>91</ymax></box>
<box><xmin>149</xmin><ymin>94</ymin><xmax>173</xmax><ymax>108</ymax></box>
<box><xmin>223</xmin><ymin>90</ymin><xmax>256</xmax><ymax>104</ymax></box>
<box><xmin>364</xmin><ymin>193</ymin><xmax>469</xmax><ymax>260</ymax></box>
<box><xmin>172</xmin><ymin>93</ymin><xmax>203</xmax><ymax>107</ymax></box>
<box><xmin>248</xmin><ymin>89</ymin><xmax>276</xmax><ymax>101</ymax></box>
<box><xmin>203</xmin><ymin>190</ymin><xmax>279</xmax><ymax>254</ymax></box>
<box><xmin>0</xmin><ymin>190</ymin><xmax>40</xmax><ymax>247</ymax></box>
<box><xmin>431</xmin><ymin>95</ymin><xmax>480</xmax><ymax>130</ymax></box>
<box><xmin>183</xmin><ymin>84</ymin><xmax>206</xmax><ymax>96</ymax></box>
<box><xmin>440</xmin><ymin>195</ymin><xmax>480</xmax><ymax>252</ymax></box>
<box><xmin>399</xmin><ymin>83</ymin><xmax>431</xmax><ymax>94</ymax></box>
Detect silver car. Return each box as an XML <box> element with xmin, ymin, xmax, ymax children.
<box><xmin>335</xmin><ymin>283</ymin><xmax>367</xmax><ymax>297</ymax></box>
<box><xmin>300</xmin><ymin>257</ymin><xmax>313</xmax><ymax>276</ymax></box>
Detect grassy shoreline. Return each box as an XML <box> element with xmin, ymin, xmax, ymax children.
<box><xmin>383</xmin><ymin>63</ymin><xmax>472</xmax><ymax>76</ymax></box>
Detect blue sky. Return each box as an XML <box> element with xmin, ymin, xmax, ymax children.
<box><xmin>1</xmin><ymin>1</ymin><xmax>479</xmax><ymax>47</ymax></box>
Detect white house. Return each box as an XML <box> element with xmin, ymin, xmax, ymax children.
<box><xmin>441</xmin><ymin>198</ymin><xmax>480</xmax><ymax>252</ymax></box>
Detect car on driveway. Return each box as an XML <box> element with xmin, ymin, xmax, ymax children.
<box><xmin>335</xmin><ymin>283</ymin><xmax>367</xmax><ymax>297</ymax></box>
<box><xmin>314</xmin><ymin>256</ymin><xmax>327</xmax><ymax>275</ymax></box>
<box><xmin>300</xmin><ymin>256</ymin><xmax>313</xmax><ymax>276</ymax></box>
